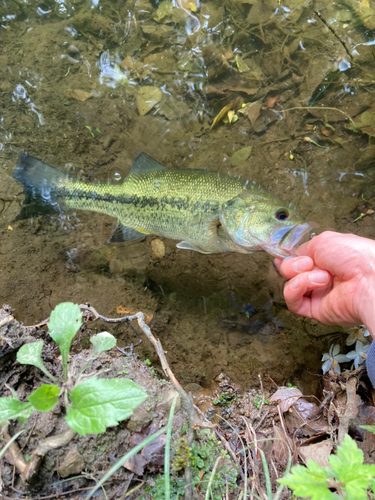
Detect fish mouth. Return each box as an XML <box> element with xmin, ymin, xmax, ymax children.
<box><xmin>262</xmin><ymin>222</ymin><xmax>312</xmax><ymax>258</ymax></box>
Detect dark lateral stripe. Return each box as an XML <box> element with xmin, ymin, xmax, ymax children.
<box><xmin>131</xmin><ymin>195</ymin><xmax>218</xmax><ymax>213</ymax></box>
<box><xmin>61</xmin><ymin>187</ymin><xmax>131</xmax><ymax>205</ymax></box>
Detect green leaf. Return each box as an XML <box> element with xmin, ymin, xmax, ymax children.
<box><xmin>17</xmin><ymin>342</ymin><xmax>57</xmax><ymax>382</ymax></box>
<box><xmin>90</xmin><ymin>332</ymin><xmax>116</xmax><ymax>355</ymax></box>
<box><xmin>278</xmin><ymin>461</ymin><xmax>332</xmax><ymax>500</ymax></box>
<box><xmin>360</xmin><ymin>425</ymin><xmax>375</xmax><ymax>435</ymax></box>
<box><xmin>329</xmin><ymin>435</ymin><xmax>375</xmax><ymax>495</ymax></box>
<box><xmin>66</xmin><ymin>378</ymin><xmax>147</xmax><ymax>436</ymax></box>
<box><xmin>48</xmin><ymin>303</ymin><xmax>82</xmax><ymax>380</ymax></box>
<box><xmin>17</xmin><ymin>341</ymin><xmax>44</xmax><ymax>371</ymax></box>
<box><xmin>0</xmin><ymin>398</ymin><xmax>34</xmax><ymax>422</ymax></box>
<box><xmin>27</xmin><ymin>384</ymin><xmax>60</xmax><ymax>412</ymax></box>
<box><xmin>230</xmin><ymin>146</ymin><xmax>252</xmax><ymax>167</ymax></box>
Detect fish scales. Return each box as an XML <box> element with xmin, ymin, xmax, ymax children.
<box><xmin>12</xmin><ymin>152</ymin><xmax>311</xmax><ymax>257</ymax></box>
<box><xmin>60</xmin><ymin>170</ymin><xmax>247</xmax><ymax>249</ymax></box>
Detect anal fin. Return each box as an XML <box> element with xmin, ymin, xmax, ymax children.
<box><xmin>176</xmin><ymin>241</ymin><xmax>213</xmax><ymax>254</ymax></box>
<box><xmin>108</xmin><ymin>220</ymin><xmax>148</xmax><ymax>243</ymax></box>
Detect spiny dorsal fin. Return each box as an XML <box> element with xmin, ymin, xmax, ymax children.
<box><xmin>129</xmin><ymin>153</ymin><xmax>167</xmax><ymax>175</ymax></box>
<box><xmin>108</xmin><ymin>220</ymin><xmax>148</xmax><ymax>243</ymax></box>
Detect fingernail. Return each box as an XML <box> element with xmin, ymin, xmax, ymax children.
<box><xmin>310</xmin><ymin>270</ymin><xmax>330</xmax><ymax>285</ymax></box>
<box><xmin>290</xmin><ymin>277</ymin><xmax>301</xmax><ymax>290</ymax></box>
<box><xmin>292</xmin><ymin>257</ymin><xmax>312</xmax><ymax>272</ymax></box>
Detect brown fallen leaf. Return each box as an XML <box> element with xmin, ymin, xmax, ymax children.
<box><xmin>65</xmin><ymin>89</ymin><xmax>93</xmax><ymax>102</ymax></box>
<box><xmin>270</xmin><ymin>386</ymin><xmax>303</xmax><ymax>413</ymax></box>
<box><xmin>298</xmin><ymin>440</ymin><xmax>332</xmax><ymax>467</ymax></box>
<box><xmin>262</xmin><ymin>94</ymin><xmax>279</xmax><ymax>109</ymax></box>
<box><xmin>238</xmin><ymin>100</ymin><xmax>262</xmax><ymax>126</ymax></box>
<box><xmin>321</xmin><ymin>127</ymin><xmax>334</xmax><ymax>136</ymax></box>
<box><xmin>227</xmin><ymin>85</ymin><xmax>259</xmax><ymax>95</ymax></box>
<box><xmin>121</xmin><ymin>55</ymin><xmax>135</xmax><ymax>69</ymax></box>
<box><xmin>272</xmin><ymin>425</ymin><xmax>290</xmax><ymax>463</ymax></box>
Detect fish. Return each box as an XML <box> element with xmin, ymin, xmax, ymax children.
<box><xmin>12</xmin><ymin>152</ymin><xmax>311</xmax><ymax>258</ymax></box>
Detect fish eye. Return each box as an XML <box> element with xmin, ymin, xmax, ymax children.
<box><xmin>275</xmin><ymin>208</ymin><xmax>289</xmax><ymax>221</ymax></box>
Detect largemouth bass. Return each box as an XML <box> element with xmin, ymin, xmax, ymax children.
<box><xmin>13</xmin><ymin>152</ymin><xmax>310</xmax><ymax>258</ymax></box>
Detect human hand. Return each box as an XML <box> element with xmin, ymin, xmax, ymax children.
<box><xmin>274</xmin><ymin>231</ymin><xmax>375</xmax><ymax>339</ymax></box>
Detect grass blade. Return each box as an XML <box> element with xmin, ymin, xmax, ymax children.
<box><xmin>86</xmin><ymin>424</ymin><xmax>168</xmax><ymax>499</ymax></box>
<box><xmin>165</xmin><ymin>397</ymin><xmax>178</xmax><ymax>500</ymax></box>
<box><xmin>259</xmin><ymin>449</ymin><xmax>272</xmax><ymax>500</ymax></box>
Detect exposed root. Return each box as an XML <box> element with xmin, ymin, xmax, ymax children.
<box><xmin>1</xmin><ymin>425</ymin><xmax>76</xmax><ymax>483</ymax></box>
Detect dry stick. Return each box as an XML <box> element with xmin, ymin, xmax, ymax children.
<box><xmin>337</xmin><ymin>375</ymin><xmax>358</xmax><ymax>446</ymax></box>
<box><xmin>2</xmin><ymin>425</ymin><xmax>76</xmax><ymax>483</ymax></box>
<box><xmin>79</xmin><ymin>304</ymin><xmax>210</xmax><ymax>500</ymax></box>
<box><xmin>80</xmin><ymin>304</ymin><xmax>207</xmax><ymax>430</ymax></box>
<box><xmin>281</xmin><ymin>106</ymin><xmax>356</xmax><ymax>126</ymax></box>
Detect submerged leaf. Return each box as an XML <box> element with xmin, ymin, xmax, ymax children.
<box><xmin>153</xmin><ymin>1</ymin><xmax>174</xmax><ymax>21</ymax></box>
<box><xmin>350</xmin><ymin>103</ymin><xmax>375</xmax><ymax>137</ymax></box>
<box><xmin>238</xmin><ymin>100</ymin><xmax>262</xmax><ymax>125</ymax></box>
<box><xmin>136</xmin><ymin>87</ymin><xmax>163</xmax><ymax>116</ymax></box>
<box><xmin>157</xmin><ymin>95</ymin><xmax>190</xmax><ymax>120</ymax></box>
<box><xmin>230</xmin><ymin>146</ymin><xmax>252</xmax><ymax>167</ymax></box>
<box><xmin>65</xmin><ymin>89</ymin><xmax>93</xmax><ymax>102</ymax></box>
<box><xmin>210</xmin><ymin>103</ymin><xmax>233</xmax><ymax>130</ymax></box>
<box><xmin>235</xmin><ymin>55</ymin><xmax>250</xmax><ymax>73</ymax></box>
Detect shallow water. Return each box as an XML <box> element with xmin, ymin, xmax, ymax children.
<box><xmin>1</xmin><ymin>0</ymin><xmax>375</xmax><ymax>392</ymax></box>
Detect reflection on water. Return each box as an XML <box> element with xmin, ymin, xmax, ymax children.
<box><xmin>1</xmin><ymin>0</ymin><xmax>375</xmax><ymax>388</ymax></box>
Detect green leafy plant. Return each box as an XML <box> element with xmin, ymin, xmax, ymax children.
<box><xmin>254</xmin><ymin>393</ymin><xmax>270</xmax><ymax>409</ymax></box>
<box><xmin>213</xmin><ymin>392</ymin><xmax>238</xmax><ymax>406</ymax></box>
<box><xmin>279</xmin><ymin>434</ymin><xmax>375</xmax><ymax>499</ymax></box>
<box><xmin>0</xmin><ymin>302</ymin><xmax>147</xmax><ymax>436</ymax></box>
<box><xmin>145</xmin><ymin>428</ymin><xmax>238</xmax><ymax>500</ymax></box>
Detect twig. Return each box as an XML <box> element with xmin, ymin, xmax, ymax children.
<box><xmin>281</xmin><ymin>106</ymin><xmax>356</xmax><ymax>126</ymax></box>
<box><xmin>1</xmin><ymin>425</ymin><xmax>76</xmax><ymax>483</ymax></box>
<box><xmin>80</xmin><ymin>304</ymin><xmax>208</xmax><ymax>430</ymax></box>
<box><xmin>337</xmin><ymin>375</ymin><xmax>358</xmax><ymax>446</ymax></box>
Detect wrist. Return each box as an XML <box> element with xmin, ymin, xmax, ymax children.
<box><xmin>355</xmin><ymin>253</ymin><xmax>375</xmax><ymax>340</ymax></box>
<box><xmin>360</xmin><ymin>283</ymin><xmax>375</xmax><ymax>340</ymax></box>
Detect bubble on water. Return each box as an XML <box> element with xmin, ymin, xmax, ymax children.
<box><xmin>114</xmin><ymin>172</ymin><xmax>121</xmax><ymax>181</ymax></box>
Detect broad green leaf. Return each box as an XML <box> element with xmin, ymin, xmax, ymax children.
<box><xmin>17</xmin><ymin>341</ymin><xmax>57</xmax><ymax>382</ymax></box>
<box><xmin>278</xmin><ymin>461</ymin><xmax>332</xmax><ymax>500</ymax></box>
<box><xmin>66</xmin><ymin>378</ymin><xmax>147</xmax><ymax>436</ymax></box>
<box><xmin>90</xmin><ymin>332</ymin><xmax>116</xmax><ymax>355</ymax></box>
<box><xmin>329</xmin><ymin>435</ymin><xmax>375</xmax><ymax>499</ymax></box>
<box><xmin>48</xmin><ymin>303</ymin><xmax>82</xmax><ymax>380</ymax></box>
<box><xmin>17</xmin><ymin>341</ymin><xmax>45</xmax><ymax>371</ymax></box>
<box><xmin>27</xmin><ymin>384</ymin><xmax>60</xmax><ymax>412</ymax></box>
<box><xmin>329</xmin><ymin>435</ymin><xmax>375</xmax><ymax>493</ymax></box>
<box><xmin>360</xmin><ymin>425</ymin><xmax>375</xmax><ymax>435</ymax></box>
<box><xmin>0</xmin><ymin>398</ymin><xmax>34</xmax><ymax>422</ymax></box>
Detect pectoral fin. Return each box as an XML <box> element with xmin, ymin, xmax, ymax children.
<box><xmin>176</xmin><ymin>241</ymin><xmax>213</xmax><ymax>254</ymax></box>
<box><xmin>108</xmin><ymin>220</ymin><xmax>148</xmax><ymax>243</ymax></box>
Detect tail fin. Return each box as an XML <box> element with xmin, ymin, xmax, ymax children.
<box><xmin>13</xmin><ymin>154</ymin><xmax>69</xmax><ymax>220</ymax></box>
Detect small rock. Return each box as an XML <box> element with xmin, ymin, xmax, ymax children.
<box><xmin>151</xmin><ymin>238</ymin><xmax>165</xmax><ymax>259</ymax></box>
<box><xmin>127</xmin><ymin>406</ymin><xmax>153</xmax><ymax>432</ymax></box>
<box><xmin>158</xmin><ymin>389</ymin><xmax>181</xmax><ymax>413</ymax></box>
<box><xmin>57</xmin><ymin>448</ymin><xmax>85</xmax><ymax>478</ymax></box>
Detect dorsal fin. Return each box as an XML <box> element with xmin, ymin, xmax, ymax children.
<box><xmin>129</xmin><ymin>153</ymin><xmax>167</xmax><ymax>175</ymax></box>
